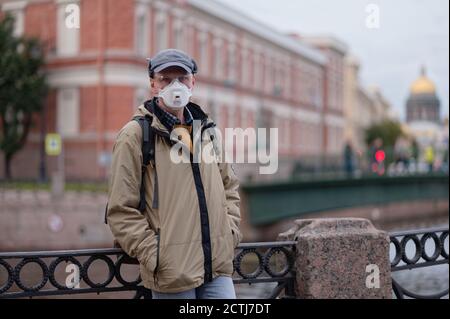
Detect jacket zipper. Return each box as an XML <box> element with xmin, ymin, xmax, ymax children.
<box><xmin>189</xmin><ymin>151</ymin><xmax>213</xmax><ymax>283</ymax></box>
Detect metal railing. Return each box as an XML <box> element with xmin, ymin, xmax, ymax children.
<box><xmin>0</xmin><ymin>241</ymin><xmax>296</xmax><ymax>299</ymax></box>
<box><xmin>1</xmin><ymin>227</ymin><xmax>448</xmax><ymax>299</ymax></box>
<box><xmin>390</xmin><ymin>227</ymin><xmax>449</xmax><ymax>299</ymax></box>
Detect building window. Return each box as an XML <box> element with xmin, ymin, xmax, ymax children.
<box><xmin>57</xmin><ymin>88</ymin><xmax>80</xmax><ymax>137</ymax></box>
<box><xmin>135</xmin><ymin>4</ymin><xmax>149</xmax><ymax>56</ymax></box>
<box><xmin>221</xmin><ymin>106</ymin><xmax>229</xmax><ymax>132</ymax></box>
<box><xmin>199</xmin><ymin>32</ymin><xmax>209</xmax><ymax>75</ymax></box>
<box><xmin>134</xmin><ymin>88</ymin><xmax>148</xmax><ymax>110</ymax></box>
<box><xmin>184</xmin><ymin>23</ymin><xmax>194</xmax><ymax>55</ymax></box>
<box><xmin>173</xmin><ymin>21</ymin><xmax>184</xmax><ymax>50</ymax></box>
<box><xmin>285</xmin><ymin>118</ymin><xmax>291</xmax><ymax>149</ymax></box>
<box><xmin>2</xmin><ymin>1</ymin><xmax>26</xmax><ymax>37</ymax></box>
<box><xmin>264</xmin><ymin>55</ymin><xmax>272</xmax><ymax>94</ymax></box>
<box><xmin>285</xmin><ymin>61</ymin><xmax>292</xmax><ymax>101</ymax></box>
<box><xmin>241</xmin><ymin>49</ymin><xmax>249</xmax><ymax>86</ymax></box>
<box><xmin>5</xmin><ymin>10</ymin><xmax>23</xmax><ymax>37</ymax></box>
<box><xmin>213</xmin><ymin>38</ymin><xmax>223</xmax><ymax>79</ymax></box>
<box><xmin>241</xmin><ymin>108</ymin><xmax>248</xmax><ymax>129</ymax></box>
<box><xmin>56</xmin><ymin>1</ymin><xmax>80</xmax><ymax>57</ymax></box>
<box><xmin>208</xmin><ymin>100</ymin><xmax>217</xmax><ymax>123</ymax></box>
<box><xmin>155</xmin><ymin>13</ymin><xmax>167</xmax><ymax>52</ymax></box>
<box><xmin>228</xmin><ymin>105</ymin><xmax>235</xmax><ymax>129</ymax></box>
<box><xmin>253</xmin><ymin>53</ymin><xmax>262</xmax><ymax>91</ymax></box>
<box><xmin>227</xmin><ymin>43</ymin><xmax>236</xmax><ymax>83</ymax></box>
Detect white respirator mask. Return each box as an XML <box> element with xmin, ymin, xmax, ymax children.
<box><xmin>158</xmin><ymin>79</ymin><xmax>192</xmax><ymax>110</ymax></box>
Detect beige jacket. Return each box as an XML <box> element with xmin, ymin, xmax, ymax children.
<box><xmin>106</xmin><ymin>99</ymin><xmax>242</xmax><ymax>293</ymax></box>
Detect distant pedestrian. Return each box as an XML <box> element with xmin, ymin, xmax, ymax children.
<box><xmin>424</xmin><ymin>146</ymin><xmax>435</xmax><ymax>173</ymax></box>
<box><xmin>344</xmin><ymin>141</ymin><xmax>355</xmax><ymax>178</ymax></box>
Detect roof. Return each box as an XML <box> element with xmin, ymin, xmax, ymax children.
<box><xmin>300</xmin><ymin>35</ymin><xmax>349</xmax><ymax>55</ymax></box>
<box><xmin>187</xmin><ymin>0</ymin><xmax>327</xmax><ymax>65</ymax></box>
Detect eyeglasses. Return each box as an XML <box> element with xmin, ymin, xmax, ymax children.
<box><xmin>154</xmin><ymin>74</ymin><xmax>193</xmax><ymax>87</ymax></box>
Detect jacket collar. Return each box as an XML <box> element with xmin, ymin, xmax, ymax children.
<box><xmin>141</xmin><ymin>97</ymin><xmax>211</xmax><ymax>134</ymax></box>
<box><xmin>148</xmin><ymin>98</ymin><xmax>195</xmax><ymax>132</ymax></box>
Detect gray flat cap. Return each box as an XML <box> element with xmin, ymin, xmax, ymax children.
<box><xmin>148</xmin><ymin>49</ymin><xmax>198</xmax><ymax>77</ymax></box>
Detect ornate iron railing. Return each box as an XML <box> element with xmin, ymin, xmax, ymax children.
<box><xmin>1</xmin><ymin>227</ymin><xmax>448</xmax><ymax>299</ymax></box>
<box><xmin>390</xmin><ymin>227</ymin><xmax>449</xmax><ymax>299</ymax></box>
<box><xmin>0</xmin><ymin>241</ymin><xmax>296</xmax><ymax>299</ymax></box>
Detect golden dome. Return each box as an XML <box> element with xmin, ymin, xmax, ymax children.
<box><xmin>410</xmin><ymin>66</ymin><xmax>436</xmax><ymax>95</ymax></box>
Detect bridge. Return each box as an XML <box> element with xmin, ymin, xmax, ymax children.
<box><xmin>241</xmin><ymin>174</ymin><xmax>449</xmax><ymax>226</ymax></box>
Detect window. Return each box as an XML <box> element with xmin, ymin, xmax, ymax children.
<box><xmin>264</xmin><ymin>55</ymin><xmax>272</xmax><ymax>94</ymax></box>
<box><xmin>2</xmin><ymin>1</ymin><xmax>26</xmax><ymax>37</ymax></box>
<box><xmin>199</xmin><ymin>32</ymin><xmax>209</xmax><ymax>75</ymax></box>
<box><xmin>208</xmin><ymin>100</ymin><xmax>217</xmax><ymax>123</ymax></box>
<box><xmin>254</xmin><ymin>53</ymin><xmax>262</xmax><ymax>91</ymax></box>
<box><xmin>174</xmin><ymin>28</ymin><xmax>183</xmax><ymax>49</ymax></box>
<box><xmin>273</xmin><ymin>57</ymin><xmax>281</xmax><ymax>94</ymax></box>
<box><xmin>241</xmin><ymin>49</ymin><xmax>249</xmax><ymax>85</ymax></box>
<box><xmin>241</xmin><ymin>108</ymin><xmax>248</xmax><ymax>129</ymax></box>
<box><xmin>57</xmin><ymin>88</ymin><xmax>80</xmax><ymax>137</ymax></box>
<box><xmin>227</xmin><ymin>44</ymin><xmax>236</xmax><ymax>83</ymax></box>
<box><xmin>135</xmin><ymin>4</ymin><xmax>149</xmax><ymax>56</ymax></box>
<box><xmin>173</xmin><ymin>20</ymin><xmax>184</xmax><ymax>50</ymax></box>
<box><xmin>56</xmin><ymin>1</ymin><xmax>80</xmax><ymax>56</ymax></box>
<box><xmin>285</xmin><ymin>118</ymin><xmax>291</xmax><ymax>149</ymax></box>
<box><xmin>134</xmin><ymin>88</ymin><xmax>148</xmax><ymax>110</ymax></box>
<box><xmin>155</xmin><ymin>13</ymin><xmax>167</xmax><ymax>52</ymax></box>
<box><xmin>228</xmin><ymin>105</ymin><xmax>235</xmax><ymax>128</ymax></box>
<box><xmin>184</xmin><ymin>23</ymin><xmax>194</xmax><ymax>55</ymax></box>
<box><xmin>213</xmin><ymin>39</ymin><xmax>223</xmax><ymax>79</ymax></box>
<box><xmin>285</xmin><ymin>62</ymin><xmax>292</xmax><ymax>100</ymax></box>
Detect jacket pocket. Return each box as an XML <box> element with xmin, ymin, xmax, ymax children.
<box><xmin>231</xmin><ymin>228</ymin><xmax>239</xmax><ymax>249</ymax></box>
<box><xmin>153</xmin><ymin>228</ymin><xmax>161</xmax><ymax>287</ymax></box>
<box><xmin>224</xmin><ymin>206</ymin><xmax>239</xmax><ymax>249</ymax></box>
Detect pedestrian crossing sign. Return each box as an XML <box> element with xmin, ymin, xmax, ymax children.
<box><xmin>45</xmin><ymin>133</ymin><xmax>62</xmax><ymax>156</ymax></box>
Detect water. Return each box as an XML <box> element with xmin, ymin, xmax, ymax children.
<box><xmin>235</xmin><ymin>282</ymin><xmax>279</xmax><ymax>299</ymax></box>
<box><xmin>392</xmin><ymin>265</ymin><xmax>448</xmax><ymax>299</ymax></box>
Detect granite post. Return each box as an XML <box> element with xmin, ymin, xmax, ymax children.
<box><xmin>278</xmin><ymin>218</ymin><xmax>392</xmax><ymax>299</ymax></box>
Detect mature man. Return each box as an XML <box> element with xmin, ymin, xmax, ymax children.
<box><xmin>106</xmin><ymin>49</ymin><xmax>242</xmax><ymax>299</ymax></box>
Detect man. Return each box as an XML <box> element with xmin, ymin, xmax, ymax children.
<box><xmin>424</xmin><ymin>145</ymin><xmax>435</xmax><ymax>173</ymax></box>
<box><xmin>106</xmin><ymin>49</ymin><xmax>242</xmax><ymax>299</ymax></box>
<box><xmin>343</xmin><ymin>141</ymin><xmax>355</xmax><ymax>178</ymax></box>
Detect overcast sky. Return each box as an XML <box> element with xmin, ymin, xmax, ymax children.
<box><xmin>219</xmin><ymin>0</ymin><xmax>449</xmax><ymax>121</ymax></box>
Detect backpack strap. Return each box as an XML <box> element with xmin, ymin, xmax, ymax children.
<box><xmin>134</xmin><ymin>115</ymin><xmax>155</xmax><ymax>213</ymax></box>
<box><xmin>104</xmin><ymin>115</ymin><xmax>156</xmax><ymax>225</ymax></box>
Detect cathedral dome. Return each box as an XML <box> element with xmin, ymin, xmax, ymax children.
<box><xmin>410</xmin><ymin>67</ymin><xmax>436</xmax><ymax>95</ymax></box>
<box><xmin>406</xmin><ymin>66</ymin><xmax>441</xmax><ymax>124</ymax></box>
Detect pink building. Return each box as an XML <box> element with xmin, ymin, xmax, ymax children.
<box><xmin>0</xmin><ymin>0</ymin><xmax>347</xmax><ymax>181</ymax></box>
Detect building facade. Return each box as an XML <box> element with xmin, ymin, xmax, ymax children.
<box><xmin>1</xmin><ymin>0</ymin><xmax>349</xmax><ymax>181</ymax></box>
<box><xmin>343</xmin><ymin>55</ymin><xmax>392</xmax><ymax>161</ymax></box>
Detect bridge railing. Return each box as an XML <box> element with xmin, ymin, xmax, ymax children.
<box><xmin>0</xmin><ymin>241</ymin><xmax>297</xmax><ymax>299</ymax></box>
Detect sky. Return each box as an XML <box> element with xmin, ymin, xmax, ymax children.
<box><xmin>219</xmin><ymin>0</ymin><xmax>449</xmax><ymax>121</ymax></box>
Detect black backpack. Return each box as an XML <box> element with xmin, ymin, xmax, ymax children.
<box><xmin>104</xmin><ymin>115</ymin><xmax>155</xmax><ymax>225</ymax></box>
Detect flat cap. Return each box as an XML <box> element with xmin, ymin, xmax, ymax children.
<box><xmin>148</xmin><ymin>49</ymin><xmax>198</xmax><ymax>77</ymax></box>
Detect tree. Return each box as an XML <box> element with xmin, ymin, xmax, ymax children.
<box><xmin>0</xmin><ymin>14</ymin><xmax>47</xmax><ymax>180</ymax></box>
